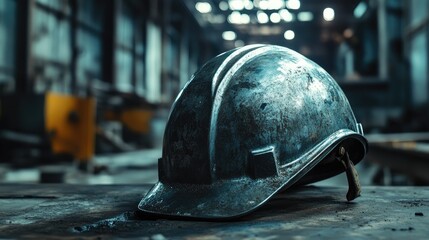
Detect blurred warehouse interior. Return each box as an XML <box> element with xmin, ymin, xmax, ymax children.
<box><xmin>0</xmin><ymin>0</ymin><xmax>429</xmax><ymax>186</ymax></box>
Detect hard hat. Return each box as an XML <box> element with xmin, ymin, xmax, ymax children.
<box><xmin>138</xmin><ymin>44</ymin><xmax>368</xmax><ymax>219</ymax></box>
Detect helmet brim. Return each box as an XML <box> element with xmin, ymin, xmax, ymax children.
<box><xmin>138</xmin><ymin>129</ymin><xmax>367</xmax><ymax>220</ymax></box>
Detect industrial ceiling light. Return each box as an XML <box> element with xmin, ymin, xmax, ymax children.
<box><xmin>343</xmin><ymin>28</ymin><xmax>354</xmax><ymax>38</ymax></box>
<box><xmin>284</xmin><ymin>30</ymin><xmax>295</xmax><ymax>40</ymax></box>
<box><xmin>257</xmin><ymin>11</ymin><xmax>269</xmax><ymax>24</ymax></box>
<box><xmin>219</xmin><ymin>1</ymin><xmax>229</xmax><ymax>11</ymax></box>
<box><xmin>286</xmin><ymin>0</ymin><xmax>300</xmax><ymax>10</ymax></box>
<box><xmin>354</xmin><ymin>2</ymin><xmax>367</xmax><ymax>18</ymax></box>
<box><xmin>222</xmin><ymin>31</ymin><xmax>237</xmax><ymax>41</ymax></box>
<box><xmin>279</xmin><ymin>9</ymin><xmax>293</xmax><ymax>22</ymax></box>
<box><xmin>245</xmin><ymin>1</ymin><xmax>254</xmax><ymax>10</ymax></box>
<box><xmin>228</xmin><ymin>11</ymin><xmax>242</xmax><ymax>24</ymax></box>
<box><xmin>270</xmin><ymin>12</ymin><xmax>281</xmax><ymax>23</ymax></box>
<box><xmin>195</xmin><ymin>2</ymin><xmax>212</xmax><ymax>13</ymax></box>
<box><xmin>240</xmin><ymin>13</ymin><xmax>250</xmax><ymax>24</ymax></box>
<box><xmin>208</xmin><ymin>14</ymin><xmax>226</xmax><ymax>24</ymax></box>
<box><xmin>229</xmin><ymin>0</ymin><xmax>244</xmax><ymax>10</ymax></box>
<box><xmin>259</xmin><ymin>0</ymin><xmax>269</xmax><ymax>10</ymax></box>
<box><xmin>234</xmin><ymin>40</ymin><xmax>245</xmax><ymax>47</ymax></box>
<box><xmin>323</xmin><ymin>8</ymin><xmax>335</xmax><ymax>21</ymax></box>
<box><xmin>228</xmin><ymin>11</ymin><xmax>250</xmax><ymax>24</ymax></box>
<box><xmin>297</xmin><ymin>12</ymin><xmax>313</xmax><ymax>22</ymax></box>
<box><xmin>267</xmin><ymin>0</ymin><xmax>284</xmax><ymax>10</ymax></box>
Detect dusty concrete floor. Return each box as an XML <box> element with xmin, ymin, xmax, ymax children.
<box><xmin>0</xmin><ymin>184</ymin><xmax>428</xmax><ymax>239</ymax></box>
<box><xmin>1</xmin><ymin>149</ymin><xmax>427</xmax><ymax>239</ymax></box>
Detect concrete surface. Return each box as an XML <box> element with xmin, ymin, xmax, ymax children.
<box><xmin>0</xmin><ymin>184</ymin><xmax>428</xmax><ymax>239</ymax></box>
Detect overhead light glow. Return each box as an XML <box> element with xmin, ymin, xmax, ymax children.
<box><xmin>286</xmin><ymin>0</ymin><xmax>300</xmax><ymax>10</ymax></box>
<box><xmin>228</xmin><ymin>11</ymin><xmax>242</xmax><ymax>24</ymax></box>
<box><xmin>240</xmin><ymin>13</ymin><xmax>250</xmax><ymax>24</ymax></box>
<box><xmin>195</xmin><ymin>2</ymin><xmax>212</xmax><ymax>13</ymax></box>
<box><xmin>257</xmin><ymin>11</ymin><xmax>269</xmax><ymax>24</ymax></box>
<box><xmin>235</xmin><ymin>40</ymin><xmax>245</xmax><ymax>47</ymax></box>
<box><xmin>219</xmin><ymin>1</ymin><xmax>229</xmax><ymax>11</ymax></box>
<box><xmin>297</xmin><ymin>12</ymin><xmax>313</xmax><ymax>22</ymax></box>
<box><xmin>354</xmin><ymin>2</ymin><xmax>367</xmax><ymax>18</ymax></box>
<box><xmin>270</xmin><ymin>12</ymin><xmax>281</xmax><ymax>23</ymax></box>
<box><xmin>208</xmin><ymin>14</ymin><xmax>226</xmax><ymax>24</ymax></box>
<box><xmin>279</xmin><ymin>9</ymin><xmax>293</xmax><ymax>22</ymax></box>
<box><xmin>222</xmin><ymin>31</ymin><xmax>236</xmax><ymax>41</ymax></box>
<box><xmin>229</xmin><ymin>0</ymin><xmax>244</xmax><ymax>10</ymax></box>
<box><xmin>267</xmin><ymin>0</ymin><xmax>284</xmax><ymax>10</ymax></box>
<box><xmin>259</xmin><ymin>0</ymin><xmax>269</xmax><ymax>10</ymax></box>
<box><xmin>284</xmin><ymin>30</ymin><xmax>295</xmax><ymax>40</ymax></box>
<box><xmin>228</xmin><ymin>11</ymin><xmax>250</xmax><ymax>24</ymax></box>
<box><xmin>323</xmin><ymin>8</ymin><xmax>335</xmax><ymax>21</ymax></box>
<box><xmin>344</xmin><ymin>28</ymin><xmax>354</xmax><ymax>38</ymax></box>
<box><xmin>244</xmin><ymin>0</ymin><xmax>254</xmax><ymax>10</ymax></box>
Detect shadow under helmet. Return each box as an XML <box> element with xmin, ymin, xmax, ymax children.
<box><xmin>138</xmin><ymin>44</ymin><xmax>368</xmax><ymax>219</ymax></box>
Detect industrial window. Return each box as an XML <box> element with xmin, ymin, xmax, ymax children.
<box><xmin>160</xmin><ymin>3</ymin><xmax>183</xmax><ymax>104</ymax></box>
<box><xmin>76</xmin><ymin>0</ymin><xmax>103</xmax><ymax>93</ymax></box>
<box><xmin>407</xmin><ymin>0</ymin><xmax>429</xmax><ymax>105</ymax></box>
<box><xmin>0</xmin><ymin>0</ymin><xmax>17</xmax><ymax>93</ymax></box>
<box><xmin>145</xmin><ymin>21</ymin><xmax>162</xmax><ymax>102</ymax></box>
<box><xmin>115</xmin><ymin>1</ymin><xmax>146</xmax><ymax>95</ymax></box>
<box><xmin>31</xmin><ymin>0</ymin><xmax>104</xmax><ymax>95</ymax></box>
<box><xmin>163</xmin><ymin>31</ymin><xmax>181</xmax><ymax>102</ymax></box>
<box><xmin>32</xmin><ymin>2</ymin><xmax>72</xmax><ymax>93</ymax></box>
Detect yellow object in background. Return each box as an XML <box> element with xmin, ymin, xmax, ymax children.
<box><xmin>45</xmin><ymin>92</ymin><xmax>96</xmax><ymax>162</ymax></box>
<box><xmin>105</xmin><ymin>109</ymin><xmax>153</xmax><ymax>134</ymax></box>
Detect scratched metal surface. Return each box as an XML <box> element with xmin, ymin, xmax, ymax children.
<box><xmin>0</xmin><ymin>184</ymin><xmax>428</xmax><ymax>239</ymax></box>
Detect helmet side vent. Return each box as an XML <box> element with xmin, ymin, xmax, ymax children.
<box><xmin>247</xmin><ymin>146</ymin><xmax>279</xmax><ymax>179</ymax></box>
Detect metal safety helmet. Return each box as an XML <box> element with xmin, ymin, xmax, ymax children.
<box><xmin>139</xmin><ymin>44</ymin><xmax>368</xmax><ymax>219</ymax></box>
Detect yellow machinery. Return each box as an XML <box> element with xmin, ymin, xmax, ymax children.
<box><xmin>45</xmin><ymin>92</ymin><xmax>96</xmax><ymax>163</ymax></box>
<box><xmin>104</xmin><ymin>109</ymin><xmax>153</xmax><ymax>134</ymax></box>
<box><xmin>1</xmin><ymin>91</ymin><xmax>154</xmax><ymax>166</ymax></box>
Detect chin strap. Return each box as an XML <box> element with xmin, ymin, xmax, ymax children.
<box><xmin>336</xmin><ymin>146</ymin><xmax>361</xmax><ymax>201</ymax></box>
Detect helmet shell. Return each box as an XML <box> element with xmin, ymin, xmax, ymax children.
<box><xmin>139</xmin><ymin>45</ymin><xmax>367</xmax><ymax>219</ymax></box>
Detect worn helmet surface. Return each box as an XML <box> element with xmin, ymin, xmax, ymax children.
<box><xmin>139</xmin><ymin>44</ymin><xmax>368</xmax><ymax>219</ymax></box>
